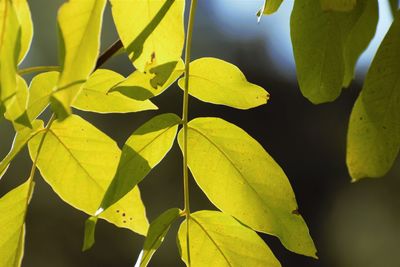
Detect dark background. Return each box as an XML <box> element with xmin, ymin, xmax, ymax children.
<box><xmin>0</xmin><ymin>1</ymin><xmax>399</xmax><ymax>266</ymax></box>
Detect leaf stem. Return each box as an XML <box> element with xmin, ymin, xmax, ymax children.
<box><xmin>18</xmin><ymin>66</ymin><xmax>60</xmax><ymax>76</ymax></box>
<box><xmin>182</xmin><ymin>0</ymin><xmax>198</xmax><ymax>265</ymax></box>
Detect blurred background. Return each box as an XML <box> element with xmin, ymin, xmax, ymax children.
<box><xmin>1</xmin><ymin>0</ymin><xmax>399</xmax><ymax>266</ymax></box>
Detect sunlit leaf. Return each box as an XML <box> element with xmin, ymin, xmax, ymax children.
<box><xmin>0</xmin><ymin>1</ymin><xmax>20</xmax><ymax>114</ymax></box>
<box><xmin>177</xmin><ymin>210</ymin><xmax>281</xmax><ymax>267</ymax></box>
<box><xmin>111</xmin><ymin>59</ymin><xmax>184</xmax><ymax>100</ymax></box>
<box><xmin>73</xmin><ymin>69</ymin><xmax>157</xmax><ymax>113</ymax></box>
<box><xmin>135</xmin><ymin>208</ymin><xmax>181</xmax><ymax>267</ymax></box>
<box><xmin>291</xmin><ymin>0</ymin><xmax>378</xmax><ymax>103</ymax></box>
<box><xmin>258</xmin><ymin>0</ymin><xmax>283</xmax><ymax>17</ymax></box>
<box><xmin>26</xmin><ymin>71</ymin><xmax>59</xmax><ymax>121</ymax></box>
<box><xmin>110</xmin><ymin>0</ymin><xmax>185</xmax><ymax>71</ymax></box>
<box><xmin>178</xmin><ymin>58</ymin><xmax>268</xmax><ymax>109</ymax></box>
<box><xmin>347</xmin><ymin>11</ymin><xmax>400</xmax><ymax>180</ymax></box>
<box><xmin>13</xmin><ymin>0</ymin><xmax>33</xmax><ymax>63</ymax></box>
<box><xmin>4</xmin><ymin>75</ymin><xmax>31</xmax><ymax>130</ymax></box>
<box><xmin>320</xmin><ymin>0</ymin><xmax>357</xmax><ymax>11</ymax></box>
<box><xmin>51</xmin><ymin>0</ymin><xmax>106</xmax><ymax>119</ymax></box>
<box><xmin>0</xmin><ymin>120</ymin><xmax>43</xmax><ymax>179</ymax></box>
<box><xmin>99</xmin><ymin>113</ymin><xmax>181</xmax><ymax>212</ymax></box>
<box><xmin>178</xmin><ymin>118</ymin><xmax>316</xmax><ymax>257</ymax></box>
<box><xmin>28</xmin><ymin>115</ymin><xmax>149</xmax><ymax>235</ymax></box>
<box><xmin>0</xmin><ymin>180</ymin><xmax>33</xmax><ymax>267</ymax></box>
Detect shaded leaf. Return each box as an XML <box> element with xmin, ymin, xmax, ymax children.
<box><xmin>110</xmin><ymin>0</ymin><xmax>185</xmax><ymax>71</ymax></box>
<box><xmin>178</xmin><ymin>58</ymin><xmax>268</xmax><ymax>109</ymax></box>
<box><xmin>51</xmin><ymin>0</ymin><xmax>106</xmax><ymax>119</ymax></box>
<box><xmin>82</xmin><ymin>216</ymin><xmax>97</xmax><ymax>251</ymax></box>
<box><xmin>178</xmin><ymin>117</ymin><xmax>316</xmax><ymax>257</ymax></box>
<box><xmin>0</xmin><ymin>180</ymin><xmax>33</xmax><ymax>267</ymax></box>
<box><xmin>389</xmin><ymin>0</ymin><xmax>399</xmax><ymax>17</ymax></box>
<box><xmin>291</xmin><ymin>0</ymin><xmax>378</xmax><ymax>103</ymax></box>
<box><xmin>73</xmin><ymin>69</ymin><xmax>157</xmax><ymax>113</ymax></box>
<box><xmin>28</xmin><ymin>115</ymin><xmax>149</xmax><ymax>235</ymax></box>
<box><xmin>135</xmin><ymin>208</ymin><xmax>181</xmax><ymax>267</ymax></box>
<box><xmin>111</xmin><ymin>59</ymin><xmax>184</xmax><ymax>100</ymax></box>
<box><xmin>99</xmin><ymin>113</ymin><xmax>181</xmax><ymax>212</ymax></box>
<box><xmin>347</xmin><ymin>11</ymin><xmax>400</xmax><ymax>180</ymax></box>
<box><xmin>13</xmin><ymin>0</ymin><xmax>33</xmax><ymax>63</ymax></box>
<box><xmin>177</xmin><ymin>210</ymin><xmax>281</xmax><ymax>267</ymax></box>
<box><xmin>0</xmin><ymin>120</ymin><xmax>43</xmax><ymax>179</ymax></box>
<box><xmin>320</xmin><ymin>0</ymin><xmax>357</xmax><ymax>11</ymax></box>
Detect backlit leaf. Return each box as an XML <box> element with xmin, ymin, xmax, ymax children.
<box><xmin>178</xmin><ymin>117</ymin><xmax>316</xmax><ymax>257</ymax></box>
<box><xmin>258</xmin><ymin>0</ymin><xmax>283</xmax><ymax>17</ymax></box>
<box><xmin>178</xmin><ymin>58</ymin><xmax>268</xmax><ymax>110</ymax></box>
<box><xmin>347</xmin><ymin>11</ymin><xmax>400</xmax><ymax>180</ymax></box>
<box><xmin>0</xmin><ymin>120</ymin><xmax>43</xmax><ymax>179</ymax></box>
<box><xmin>13</xmin><ymin>0</ymin><xmax>33</xmax><ymax>63</ymax></box>
<box><xmin>73</xmin><ymin>69</ymin><xmax>157</xmax><ymax>113</ymax></box>
<box><xmin>110</xmin><ymin>0</ymin><xmax>185</xmax><ymax>71</ymax></box>
<box><xmin>28</xmin><ymin>115</ymin><xmax>149</xmax><ymax>235</ymax></box>
<box><xmin>99</xmin><ymin>113</ymin><xmax>181</xmax><ymax>212</ymax></box>
<box><xmin>135</xmin><ymin>208</ymin><xmax>181</xmax><ymax>267</ymax></box>
<box><xmin>320</xmin><ymin>0</ymin><xmax>357</xmax><ymax>11</ymax></box>
<box><xmin>51</xmin><ymin>0</ymin><xmax>106</xmax><ymax>119</ymax></box>
<box><xmin>111</xmin><ymin>59</ymin><xmax>184</xmax><ymax>100</ymax></box>
<box><xmin>0</xmin><ymin>180</ymin><xmax>33</xmax><ymax>267</ymax></box>
<box><xmin>291</xmin><ymin>0</ymin><xmax>378</xmax><ymax>103</ymax></box>
<box><xmin>177</xmin><ymin>210</ymin><xmax>281</xmax><ymax>267</ymax></box>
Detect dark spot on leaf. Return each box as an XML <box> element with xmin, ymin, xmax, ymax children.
<box><xmin>292</xmin><ymin>209</ymin><xmax>300</xmax><ymax>215</ymax></box>
<box><xmin>129</xmin><ymin>217</ymin><xmax>133</xmax><ymax>221</ymax></box>
<box><xmin>123</xmin><ymin>220</ymin><xmax>126</xmax><ymax>223</ymax></box>
<box><xmin>122</xmin><ymin>213</ymin><xmax>126</xmax><ymax>217</ymax></box>
<box><xmin>116</xmin><ymin>210</ymin><xmax>120</xmax><ymax>213</ymax></box>
<box><xmin>359</xmin><ymin>117</ymin><xmax>363</xmax><ymax>121</ymax></box>
<box><xmin>151</xmin><ymin>51</ymin><xmax>156</xmax><ymax>63</ymax></box>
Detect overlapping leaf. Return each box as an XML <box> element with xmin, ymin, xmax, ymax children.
<box><xmin>99</xmin><ymin>113</ymin><xmax>181</xmax><ymax>212</ymax></box>
<box><xmin>178</xmin><ymin>58</ymin><xmax>268</xmax><ymax>110</ymax></box>
<box><xmin>4</xmin><ymin>75</ymin><xmax>30</xmax><ymax>130</ymax></box>
<box><xmin>73</xmin><ymin>69</ymin><xmax>157</xmax><ymax>113</ymax></box>
<box><xmin>0</xmin><ymin>120</ymin><xmax>43</xmax><ymax>179</ymax></box>
<box><xmin>178</xmin><ymin>117</ymin><xmax>316</xmax><ymax>257</ymax></box>
<box><xmin>13</xmin><ymin>0</ymin><xmax>33</xmax><ymax>63</ymax></box>
<box><xmin>291</xmin><ymin>0</ymin><xmax>378</xmax><ymax>104</ymax></box>
<box><xmin>110</xmin><ymin>0</ymin><xmax>185</xmax><ymax>71</ymax></box>
<box><xmin>28</xmin><ymin>115</ymin><xmax>149</xmax><ymax>235</ymax></box>
<box><xmin>51</xmin><ymin>0</ymin><xmax>106</xmax><ymax>119</ymax></box>
<box><xmin>347</xmin><ymin>11</ymin><xmax>400</xmax><ymax>180</ymax></box>
<box><xmin>0</xmin><ymin>180</ymin><xmax>33</xmax><ymax>267</ymax></box>
<box><xmin>177</xmin><ymin>210</ymin><xmax>281</xmax><ymax>267</ymax></box>
<box><xmin>135</xmin><ymin>208</ymin><xmax>181</xmax><ymax>267</ymax></box>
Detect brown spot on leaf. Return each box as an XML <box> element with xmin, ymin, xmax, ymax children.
<box><xmin>292</xmin><ymin>209</ymin><xmax>300</xmax><ymax>215</ymax></box>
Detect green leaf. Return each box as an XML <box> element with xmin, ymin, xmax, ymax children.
<box><xmin>0</xmin><ymin>120</ymin><xmax>44</xmax><ymax>179</ymax></box>
<box><xmin>51</xmin><ymin>0</ymin><xmax>106</xmax><ymax>119</ymax></box>
<box><xmin>82</xmin><ymin>216</ymin><xmax>98</xmax><ymax>251</ymax></box>
<box><xmin>110</xmin><ymin>59</ymin><xmax>184</xmax><ymax>101</ymax></box>
<box><xmin>291</xmin><ymin>0</ymin><xmax>378</xmax><ymax>104</ymax></box>
<box><xmin>0</xmin><ymin>180</ymin><xmax>33</xmax><ymax>267</ymax></box>
<box><xmin>4</xmin><ymin>75</ymin><xmax>31</xmax><ymax>130</ymax></box>
<box><xmin>28</xmin><ymin>115</ymin><xmax>149</xmax><ymax>235</ymax></box>
<box><xmin>13</xmin><ymin>0</ymin><xmax>33</xmax><ymax>63</ymax></box>
<box><xmin>257</xmin><ymin>0</ymin><xmax>283</xmax><ymax>17</ymax></box>
<box><xmin>177</xmin><ymin>210</ymin><xmax>281</xmax><ymax>267</ymax></box>
<box><xmin>73</xmin><ymin>69</ymin><xmax>157</xmax><ymax>113</ymax></box>
<box><xmin>389</xmin><ymin>0</ymin><xmax>399</xmax><ymax>17</ymax></box>
<box><xmin>178</xmin><ymin>117</ymin><xmax>316</xmax><ymax>257</ymax></box>
<box><xmin>347</xmin><ymin>11</ymin><xmax>400</xmax><ymax>180</ymax></box>
<box><xmin>0</xmin><ymin>1</ymin><xmax>20</xmax><ymax>114</ymax></box>
<box><xmin>99</xmin><ymin>113</ymin><xmax>181</xmax><ymax>212</ymax></box>
<box><xmin>320</xmin><ymin>0</ymin><xmax>357</xmax><ymax>11</ymax></box>
<box><xmin>136</xmin><ymin>208</ymin><xmax>181</xmax><ymax>267</ymax></box>
<box><xmin>110</xmin><ymin>0</ymin><xmax>185</xmax><ymax>71</ymax></box>
<box><xmin>26</xmin><ymin>71</ymin><xmax>59</xmax><ymax>121</ymax></box>
<box><xmin>177</xmin><ymin>58</ymin><xmax>268</xmax><ymax>110</ymax></box>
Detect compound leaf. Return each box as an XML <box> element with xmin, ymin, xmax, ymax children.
<box><xmin>110</xmin><ymin>0</ymin><xmax>185</xmax><ymax>71</ymax></box>
<box><xmin>135</xmin><ymin>208</ymin><xmax>181</xmax><ymax>267</ymax></box>
<box><xmin>73</xmin><ymin>69</ymin><xmax>157</xmax><ymax>113</ymax></box>
<box><xmin>177</xmin><ymin>210</ymin><xmax>281</xmax><ymax>267</ymax></box>
<box><xmin>28</xmin><ymin>115</ymin><xmax>149</xmax><ymax>235</ymax></box>
<box><xmin>178</xmin><ymin>58</ymin><xmax>268</xmax><ymax>110</ymax></box>
<box><xmin>0</xmin><ymin>180</ymin><xmax>33</xmax><ymax>267</ymax></box>
<box><xmin>178</xmin><ymin>118</ymin><xmax>316</xmax><ymax>257</ymax></box>
<box><xmin>99</xmin><ymin>113</ymin><xmax>181</xmax><ymax>212</ymax></box>
<box><xmin>347</xmin><ymin>11</ymin><xmax>400</xmax><ymax>180</ymax></box>
<box><xmin>51</xmin><ymin>0</ymin><xmax>106</xmax><ymax>119</ymax></box>
<box><xmin>291</xmin><ymin>0</ymin><xmax>378</xmax><ymax>104</ymax></box>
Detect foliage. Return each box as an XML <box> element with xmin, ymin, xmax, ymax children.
<box><xmin>0</xmin><ymin>0</ymin><xmax>398</xmax><ymax>266</ymax></box>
